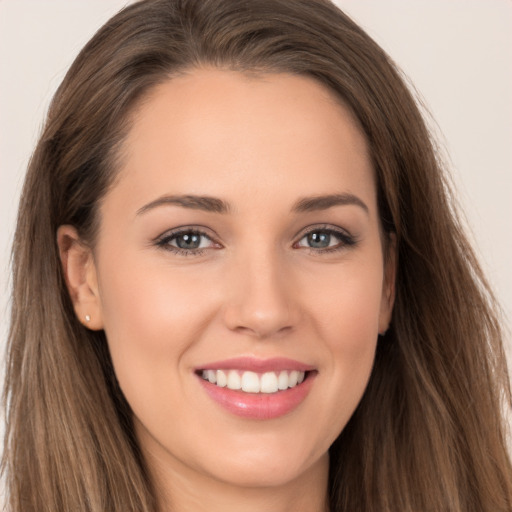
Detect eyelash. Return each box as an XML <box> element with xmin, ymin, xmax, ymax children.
<box><xmin>155</xmin><ymin>228</ymin><xmax>218</xmax><ymax>256</ymax></box>
<box><xmin>294</xmin><ymin>225</ymin><xmax>357</xmax><ymax>253</ymax></box>
<box><xmin>154</xmin><ymin>225</ymin><xmax>357</xmax><ymax>256</ymax></box>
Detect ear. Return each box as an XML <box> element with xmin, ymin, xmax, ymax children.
<box><xmin>378</xmin><ymin>233</ymin><xmax>397</xmax><ymax>335</ymax></box>
<box><xmin>57</xmin><ymin>225</ymin><xmax>104</xmax><ymax>330</ymax></box>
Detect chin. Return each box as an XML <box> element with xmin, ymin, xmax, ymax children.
<box><xmin>204</xmin><ymin>450</ymin><xmax>327</xmax><ymax>489</ymax></box>
<box><xmin>190</xmin><ymin>426</ymin><xmax>331</xmax><ymax>489</ymax></box>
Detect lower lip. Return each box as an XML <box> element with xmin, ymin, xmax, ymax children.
<box><xmin>197</xmin><ymin>373</ymin><xmax>316</xmax><ymax>420</ymax></box>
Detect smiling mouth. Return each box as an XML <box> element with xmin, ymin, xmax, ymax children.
<box><xmin>197</xmin><ymin>369</ymin><xmax>309</xmax><ymax>394</ymax></box>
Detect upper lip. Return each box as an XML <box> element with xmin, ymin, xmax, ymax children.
<box><xmin>196</xmin><ymin>356</ymin><xmax>315</xmax><ymax>373</ymax></box>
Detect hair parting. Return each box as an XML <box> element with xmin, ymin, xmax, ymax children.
<box><xmin>3</xmin><ymin>1</ymin><xmax>511</xmax><ymax>511</ymax></box>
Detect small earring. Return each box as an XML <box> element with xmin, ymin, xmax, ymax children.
<box><xmin>85</xmin><ymin>314</ymin><xmax>91</xmax><ymax>323</ymax></box>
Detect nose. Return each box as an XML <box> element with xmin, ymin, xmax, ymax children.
<box><xmin>222</xmin><ymin>248</ymin><xmax>300</xmax><ymax>339</ymax></box>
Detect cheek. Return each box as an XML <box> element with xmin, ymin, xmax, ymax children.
<box><xmin>100</xmin><ymin>252</ymin><xmax>215</xmax><ymax>334</ymax></box>
<box><xmin>303</xmin><ymin>258</ymin><xmax>383</xmax><ymax>425</ymax></box>
<box><xmin>96</xmin><ymin>253</ymin><xmax>219</xmax><ymax>394</ymax></box>
<box><xmin>305</xmin><ymin>255</ymin><xmax>384</xmax><ymax>345</ymax></box>
<box><xmin>332</xmin><ymin>275</ymin><xmax>382</xmax><ymax>380</ymax></box>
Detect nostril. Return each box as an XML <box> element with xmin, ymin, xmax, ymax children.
<box><xmin>233</xmin><ymin>323</ymin><xmax>294</xmax><ymax>339</ymax></box>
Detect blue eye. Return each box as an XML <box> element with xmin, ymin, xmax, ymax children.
<box><xmin>172</xmin><ymin>232</ymin><xmax>206</xmax><ymax>250</ymax></box>
<box><xmin>156</xmin><ymin>229</ymin><xmax>217</xmax><ymax>254</ymax></box>
<box><xmin>296</xmin><ymin>228</ymin><xmax>356</xmax><ymax>251</ymax></box>
<box><xmin>304</xmin><ymin>231</ymin><xmax>333</xmax><ymax>249</ymax></box>
<box><xmin>155</xmin><ymin>226</ymin><xmax>355</xmax><ymax>256</ymax></box>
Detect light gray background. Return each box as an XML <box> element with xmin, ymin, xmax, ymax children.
<box><xmin>1</xmin><ymin>1</ymin><xmax>511</xmax><ymax>481</ymax></box>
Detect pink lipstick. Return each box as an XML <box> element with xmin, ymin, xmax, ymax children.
<box><xmin>195</xmin><ymin>357</ymin><xmax>316</xmax><ymax>420</ymax></box>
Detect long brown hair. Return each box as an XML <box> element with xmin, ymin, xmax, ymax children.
<box><xmin>3</xmin><ymin>1</ymin><xmax>511</xmax><ymax>510</ymax></box>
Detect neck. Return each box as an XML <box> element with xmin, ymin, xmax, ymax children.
<box><xmin>146</xmin><ymin>445</ymin><xmax>330</xmax><ymax>512</ymax></box>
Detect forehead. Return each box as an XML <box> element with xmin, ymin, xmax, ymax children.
<box><xmin>107</xmin><ymin>68</ymin><xmax>375</xmax><ymax>216</ymax></box>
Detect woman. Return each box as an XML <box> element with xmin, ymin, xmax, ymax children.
<box><xmin>3</xmin><ymin>0</ymin><xmax>511</xmax><ymax>510</ymax></box>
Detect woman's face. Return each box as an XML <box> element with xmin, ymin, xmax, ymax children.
<box><xmin>69</xmin><ymin>69</ymin><xmax>394</xmax><ymax>492</ymax></box>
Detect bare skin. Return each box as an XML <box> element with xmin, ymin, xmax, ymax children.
<box><xmin>58</xmin><ymin>69</ymin><xmax>395</xmax><ymax>512</ymax></box>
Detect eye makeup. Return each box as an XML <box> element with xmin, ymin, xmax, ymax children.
<box><xmin>154</xmin><ymin>227</ymin><xmax>221</xmax><ymax>256</ymax></box>
<box><xmin>153</xmin><ymin>222</ymin><xmax>358</xmax><ymax>257</ymax></box>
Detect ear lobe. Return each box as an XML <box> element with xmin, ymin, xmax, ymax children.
<box><xmin>57</xmin><ymin>225</ymin><xmax>104</xmax><ymax>330</ymax></box>
<box><xmin>378</xmin><ymin>233</ymin><xmax>397</xmax><ymax>335</ymax></box>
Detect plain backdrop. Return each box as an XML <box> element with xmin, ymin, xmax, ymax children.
<box><xmin>1</xmin><ymin>1</ymin><xmax>511</xmax><ymax>479</ymax></box>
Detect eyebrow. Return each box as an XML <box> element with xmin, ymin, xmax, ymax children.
<box><xmin>136</xmin><ymin>192</ymin><xmax>368</xmax><ymax>216</ymax></box>
<box><xmin>292</xmin><ymin>193</ymin><xmax>369</xmax><ymax>214</ymax></box>
<box><xmin>136</xmin><ymin>195</ymin><xmax>230</xmax><ymax>215</ymax></box>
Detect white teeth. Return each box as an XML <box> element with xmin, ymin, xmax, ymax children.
<box><xmin>278</xmin><ymin>370</ymin><xmax>289</xmax><ymax>390</ymax></box>
<box><xmin>216</xmin><ymin>370</ymin><xmax>227</xmax><ymax>387</ymax></box>
<box><xmin>260</xmin><ymin>372</ymin><xmax>279</xmax><ymax>393</ymax></box>
<box><xmin>201</xmin><ymin>369</ymin><xmax>306</xmax><ymax>393</ymax></box>
<box><xmin>226</xmin><ymin>370</ymin><xmax>242</xmax><ymax>390</ymax></box>
<box><xmin>241</xmin><ymin>371</ymin><xmax>260</xmax><ymax>393</ymax></box>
